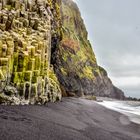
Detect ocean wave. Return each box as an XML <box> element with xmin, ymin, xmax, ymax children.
<box><xmin>98</xmin><ymin>101</ymin><xmax>140</xmax><ymax>124</ymax></box>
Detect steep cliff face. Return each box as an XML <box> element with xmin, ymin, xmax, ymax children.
<box><xmin>53</xmin><ymin>0</ymin><xmax>125</xmax><ymax>99</ymax></box>
<box><xmin>0</xmin><ymin>0</ymin><xmax>62</xmax><ymax>104</ymax></box>
<box><xmin>0</xmin><ymin>0</ymin><xmax>124</xmax><ymax>105</ymax></box>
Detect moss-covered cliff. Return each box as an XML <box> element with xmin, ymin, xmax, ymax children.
<box><xmin>53</xmin><ymin>0</ymin><xmax>125</xmax><ymax>99</ymax></box>
<box><xmin>0</xmin><ymin>0</ymin><xmax>124</xmax><ymax>105</ymax></box>
<box><xmin>0</xmin><ymin>0</ymin><xmax>62</xmax><ymax>105</ymax></box>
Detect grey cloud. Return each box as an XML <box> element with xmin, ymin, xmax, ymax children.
<box><xmin>76</xmin><ymin>0</ymin><xmax>140</xmax><ymax>97</ymax></box>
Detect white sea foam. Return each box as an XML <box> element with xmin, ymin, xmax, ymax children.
<box><xmin>98</xmin><ymin>101</ymin><xmax>140</xmax><ymax>124</ymax></box>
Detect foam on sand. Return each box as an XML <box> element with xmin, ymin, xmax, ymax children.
<box><xmin>98</xmin><ymin>101</ymin><xmax>140</xmax><ymax>124</ymax></box>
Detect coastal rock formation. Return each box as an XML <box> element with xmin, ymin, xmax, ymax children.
<box><xmin>52</xmin><ymin>0</ymin><xmax>125</xmax><ymax>99</ymax></box>
<box><xmin>0</xmin><ymin>0</ymin><xmax>124</xmax><ymax>105</ymax></box>
<box><xmin>0</xmin><ymin>0</ymin><xmax>62</xmax><ymax>105</ymax></box>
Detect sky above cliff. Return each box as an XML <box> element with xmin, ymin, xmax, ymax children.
<box><xmin>75</xmin><ymin>0</ymin><xmax>140</xmax><ymax>98</ymax></box>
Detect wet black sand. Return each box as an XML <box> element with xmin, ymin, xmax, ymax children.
<box><xmin>0</xmin><ymin>97</ymin><xmax>140</xmax><ymax>140</ymax></box>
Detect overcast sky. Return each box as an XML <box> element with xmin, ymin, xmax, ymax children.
<box><xmin>75</xmin><ymin>0</ymin><xmax>140</xmax><ymax>98</ymax></box>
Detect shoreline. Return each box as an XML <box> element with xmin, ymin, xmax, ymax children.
<box><xmin>96</xmin><ymin>98</ymin><xmax>140</xmax><ymax>125</ymax></box>
<box><xmin>0</xmin><ymin>97</ymin><xmax>140</xmax><ymax>140</ymax></box>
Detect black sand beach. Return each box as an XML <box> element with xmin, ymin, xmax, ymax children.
<box><xmin>0</xmin><ymin>97</ymin><xmax>140</xmax><ymax>140</ymax></box>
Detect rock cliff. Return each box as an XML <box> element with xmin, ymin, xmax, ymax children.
<box><xmin>52</xmin><ymin>0</ymin><xmax>125</xmax><ymax>99</ymax></box>
<box><xmin>0</xmin><ymin>0</ymin><xmax>124</xmax><ymax>105</ymax></box>
<box><xmin>0</xmin><ymin>0</ymin><xmax>62</xmax><ymax>105</ymax></box>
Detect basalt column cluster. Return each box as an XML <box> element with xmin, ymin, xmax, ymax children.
<box><xmin>0</xmin><ymin>0</ymin><xmax>62</xmax><ymax>104</ymax></box>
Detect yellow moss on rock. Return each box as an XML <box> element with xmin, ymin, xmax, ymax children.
<box><xmin>0</xmin><ymin>0</ymin><xmax>62</xmax><ymax>104</ymax></box>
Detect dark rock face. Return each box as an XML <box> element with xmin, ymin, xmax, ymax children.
<box><xmin>53</xmin><ymin>0</ymin><xmax>125</xmax><ymax>100</ymax></box>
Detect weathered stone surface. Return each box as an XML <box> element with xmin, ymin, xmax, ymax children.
<box><xmin>0</xmin><ymin>0</ymin><xmax>62</xmax><ymax>105</ymax></box>
<box><xmin>0</xmin><ymin>93</ymin><xmax>20</xmax><ymax>105</ymax></box>
<box><xmin>52</xmin><ymin>0</ymin><xmax>125</xmax><ymax>100</ymax></box>
<box><xmin>0</xmin><ymin>0</ymin><xmax>125</xmax><ymax>105</ymax></box>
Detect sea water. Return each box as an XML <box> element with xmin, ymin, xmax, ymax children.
<box><xmin>98</xmin><ymin>101</ymin><xmax>140</xmax><ymax>124</ymax></box>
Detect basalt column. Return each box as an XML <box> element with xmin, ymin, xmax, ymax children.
<box><xmin>0</xmin><ymin>0</ymin><xmax>62</xmax><ymax>105</ymax></box>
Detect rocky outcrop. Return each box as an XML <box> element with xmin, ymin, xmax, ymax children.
<box><xmin>53</xmin><ymin>0</ymin><xmax>125</xmax><ymax>100</ymax></box>
<box><xmin>0</xmin><ymin>0</ymin><xmax>62</xmax><ymax>105</ymax></box>
<box><xmin>0</xmin><ymin>0</ymin><xmax>125</xmax><ymax>105</ymax></box>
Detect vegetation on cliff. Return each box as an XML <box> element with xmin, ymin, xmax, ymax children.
<box><xmin>0</xmin><ymin>0</ymin><xmax>62</xmax><ymax>105</ymax></box>
<box><xmin>53</xmin><ymin>0</ymin><xmax>125</xmax><ymax>99</ymax></box>
<box><xmin>0</xmin><ymin>0</ymin><xmax>124</xmax><ymax>105</ymax></box>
